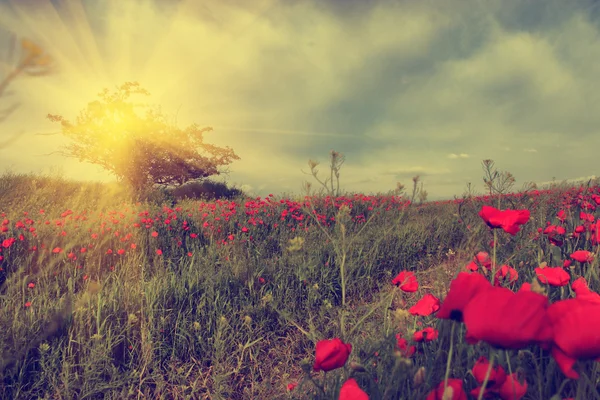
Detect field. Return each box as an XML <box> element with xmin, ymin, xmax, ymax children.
<box><xmin>0</xmin><ymin>171</ymin><xmax>600</xmax><ymax>400</ymax></box>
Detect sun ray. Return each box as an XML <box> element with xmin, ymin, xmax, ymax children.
<box><xmin>59</xmin><ymin>0</ymin><xmax>109</xmax><ymax>82</ymax></box>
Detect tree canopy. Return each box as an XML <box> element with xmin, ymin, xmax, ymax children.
<box><xmin>47</xmin><ymin>82</ymin><xmax>240</xmax><ymax>194</ymax></box>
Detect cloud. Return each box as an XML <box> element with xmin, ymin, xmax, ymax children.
<box><xmin>381</xmin><ymin>166</ymin><xmax>451</xmax><ymax>178</ymax></box>
<box><xmin>1</xmin><ymin>0</ymin><xmax>600</xmax><ymax>201</ymax></box>
<box><xmin>448</xmin><ymin>153</ymin><xmax>471</xmax><ymax>159</ymax></box>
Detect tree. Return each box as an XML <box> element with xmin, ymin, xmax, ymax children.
<box><xmin>0</xmin><ymin>35</ymin><xmax>54</xmax><ymax>149</ymax></box>
<box><xmin>47</xmin><ymin>82</ymin><xmax>240</xmax><ymax>196</ymax></box>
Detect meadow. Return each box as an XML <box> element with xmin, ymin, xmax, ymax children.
<box><xmin>0</xmin><ymin>168</ymin><xmax>599</xmax><ymax>400</ymax></box>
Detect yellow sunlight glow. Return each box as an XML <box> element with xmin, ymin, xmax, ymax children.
<box><xmin>0</xmin><ymin>0</ymin><xmax>280</xmax><ymax>181</ymax></box>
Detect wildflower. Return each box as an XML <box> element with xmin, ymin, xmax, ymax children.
<box><xmin>313</xmin><ymin>338</ymin><xmax>352</xmax><ymax>372</ymax></box>
<box><xmin>475</xmin><ymin>251</ymin><xmax>492</xmax><ymax>269</ymax></box>
<box><xmin>436</xmin><ymin>272</ymin><xmax>490</xmax><ymax>321</ymax></box>
<box><xmin>535</xmin><ymin>267</ymin><xmax>570</xmax><ymax>287</ymax></box>
<box><xmin>396</xmin><ymin>335</ymin><xmax>416</xmax><ymax>357</ymax></box>
<box><xmin>392</xmin><ymin>271</ymin><xmax>419</xmax><ymax>292</ymax></box>
<box><xmin>494</xmin><ymin>265</ymin><xmax>518</xmax><ymax>286</ymax></box>
<box><xmin>479</xmin><ymin>206</ymin><xmax>530</xmax><ymax>236</ymax></box>
<box><xmin>413</xmin><ymin>327</ymin><xmax>439</xmax><ymax>342</ymax></box>
<box><xmin>28</xmin><ymin>282</ymin><xmax>35</xmax><ymax>289</ymax></box>
<box><xmin>413</xmin><ymin>366</ymin><xmax>426</xmax><ymax>386</ymax></box>
<box><xmin>547</xmin><ymin>298</ymin><xmax>600</xmax><ymax>379</ymax></box>
<box><xmin>570</xmin><ymin>250</ymin><xmax>594</xmax><ymax>263</ymax></box>
<box><xmin>497</xmin><ymin>372</ymin><xmax>527</xmax><ymax>400</ymax></box>
<box><xmin>471</xmin><ymin>356</ymin><xmax>506</xmax><ymax>394</ymax></box>
<box><xmin>571</xmin><ymin>277</ymin><xmax>600</xmax><ymax>303</ymax></box>
<box><xmin>436</xmin><ymin>272</ymin><xmax>553</xmax><ymax>349</ymax></box>
<box><xmin>339</xmin><ymin>378</ymin><xmax>369</xmax><ymax>400</ymax></box>
<box><xmin>409</xmin><ymin>294</ymin><xmax>440</xmax><ymax>316</ymax></box>
<box><xmin>24</xmin><ymin>301</ymin><xmax>31</xmax><ymax>307</ymax></box>
<box><xmin>286</xmin><ymin>382</ymin><xmax>298</xmax><ymax>392</ymax></box>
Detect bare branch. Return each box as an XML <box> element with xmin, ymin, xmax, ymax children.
<box><xmin>0</xmin><ymin>36</ymin><xmax>56</xmax><ymax>150</ymax></box>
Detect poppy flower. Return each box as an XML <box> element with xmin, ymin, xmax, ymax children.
<box><xmin>471</xmin><ymin>356</ymin><xmax>507</xmax><ymax>389</ymax></box>
<box><xmin>475</xmin><ymin>251</ymin><xmax>492</xmax><ymax>269</ymax></box>
<box><xmin>313</xmin><ymin>338</ymin><xmax>352</xmax><ymax>372</ymax></box>
<box><xmin>409</xmin><ymin>294</ymin><xmax>440</xmax><ymax>316</ymax></box>
<box><xmin>392</xmin><ymin>271</ymin><xmax>419</xmax><ymax>292</ymax></box>
<box><xmin>436</xmin><ymin>272</ymin><xmax>491</xmax><ymax>321</ymax></box>
<box><xmin>465</xmin><ymin>260</ymin><xmax>479</xmax><ymax>271</ymax></box>
<box><xmin>413</xmin><ymin>327</ymin><xmax>439</xmax><ymax>342</ymax></box>
<box><xmin>463</xmin><ymin>289</ymin><xmax>553</xmax><ymax>349</ymax></box>
<box><xmin>339</xmin><ymin>378</ymin><xmax>369</xmax><ymax>400</ymax></box>
<box><xmin>571</xmin><ymin>277</ymin><xmax>600</xmax><ymax>303</ymax></box>
<box><xmin>497</xmin><ymin>373</ymin><xmax>528</xmax><ymax>400</ymax></box>
<box><xmin>479</xmin><ymin>206</ymin><xmax>530</xmax><ymax>236</ymax></box>
<box><xmin>425</xmin><ymin>378</ymin><xmax>467</xmax><ymax>400</ymax></box>
<box><xmin>535</xmin><ymin>267</ymin><xmax>570</xmax><ymax>287</ymax></box>
<box><xmin>547</xmin><ymin>298</ymin><xmax>600</xmax><ymax>379</ymax></box>
<box><xmin>437</xmin><ymin>273</ymin><xmax>553</xmax><ymax>349</ymax></box>
<box><xmin>494</xmin><ymin>265</ymin><xmax>518</xmax><ymax>286</ymax></box>
<box><xmin>570</xmin><ymin>250</ymin><xmax>594</xmax><ymax>263</ymax></box>
<box><xmin>519</xmin><ymin>282</ymin><xmax>531</xmax><ymax>292</ymax></box>
<box><xmin>396</xmin><ymin>335</ymin><xmax>416</xmax><ymax>357</ymax></box>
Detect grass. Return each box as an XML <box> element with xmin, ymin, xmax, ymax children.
<box><xmin>0</xmin><ymin>166</ymin><xmax>599</xmax><ymax>399</ymax></box>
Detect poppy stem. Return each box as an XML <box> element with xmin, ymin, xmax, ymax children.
<box><xmin>306</xmin><ymin>373</ymin><xmax>327</xmax><ymax>397</ymax></box>
<box><xmin>443</xmin><ymin>322</ymin><xmax>456</xmax><ymax>395</ymax></box>
<box><xmin>478</xmin><ymin>350</ymin><xmax>495</xmax><ymax>400</ymax></box>
<box><xmin>505</xmin><ymin>351</ymin><xmax>516</xmax><ymax>400</ymax></box>
<box><xmin>491</xmin><ymin>229</ymin><xmax>498</xmax><ymax>285</ymax></box>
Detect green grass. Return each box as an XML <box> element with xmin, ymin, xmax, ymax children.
<box><xmin>0</xmin><ymin>170</ymin><xmax>598</xmax><ymax>399</ymax></box>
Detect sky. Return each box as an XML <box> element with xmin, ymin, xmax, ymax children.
<box><xmin>0</xmin><ymin>0</ymin><xmax>599</xmax><ymax>200</ymax></box>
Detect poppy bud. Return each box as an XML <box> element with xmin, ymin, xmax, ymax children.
<box><xmin>413</xmin><ymin>366</ymin><xmax>426</xmax><ymax>386</ymax></box>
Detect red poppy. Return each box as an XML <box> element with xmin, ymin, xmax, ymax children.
<box><xmin>464</xmin><ymin>289</ymin><xmax>553</xmax><ymax>349</ymax></box>
<box><xmin>570</xmin><ymin>250</ymin><xmax>594</xmax><ymax>263</ymax></box>
<box><xmin>475</xmin><ymin>251</ymin><xmax>492</xmax><ymax>269</ymax></box>
<box><xmin>339</xmin><ymin>378</ymin><xmax>369</xmax><ymax>400</ymax></box>
<box><xmin>571</xmin><ymin>277</ymin><xmax>600</xmax><ymax>303</ymax></box>
<box><xmin>465</xmin><ymin>260</ymin><xmax>479</xmax><ymax>271</ymax></box>
<box><xmin>396</xmin><ymin>335</ymin><xmax>416</xmax><ymax>357</ymax></box>
<box><xmin>413</xmin><ymin>327</ymin><xmax>439</xmax><ymax>342</ymax></box>
<box><xmin>313</xmin><ymin>338</ymin><xmax>352</xmax><ymax>372</ymax></box>
<box><xmin>471</xmin><ymin>356</ymin><xmax>507</xmax><ymax>389</ymax></box>
<box><xmin>437</xmin><ymin>272</ymin><xmax>553</xmax><ymax>349</ymax></box>
<box><xmin>425</xmin><ymin>378</ymin><xmax>467</xmax><ymax>400</ymax></box>
<box><xmin>547</xmin><ymin>298</ymin><xmax>600</xmax><ymax>379</ymax></box>
<box><xmin>409</xmin><ymin>294</ymin><xmax>441</xmax><ymax>316</ymax></box>
<box><xmin>479</xmin><ymin>206</ymin><xmax>530</xmax><ymax>236</ymax></box>
<box><xmin>436</xmin><ymin>272</ymin><xmax>491</xmax><ymax>321</ymax></box>
<box><xmin>494</xmin><ymin>265</ymin><xmax>518</xmax><ymax>286</ymax></box>
<box><xmin>535</xmin><ymin>267</ymin><xmax>570</xmax><ymax>287</ymax></box>
<box><xmin>497</xmin><ymin>373</ymin><xmax>527</xmax><ymax>400</ymax></box>
<box><xmin>519</xmin><ymin>282</ymin><xmax>531</xmax><ymax>292</ymax></box>
<box><xmin>392</xmin><ymin>271</ymin><xmax>419</xmax><ymax>292</ymax></box>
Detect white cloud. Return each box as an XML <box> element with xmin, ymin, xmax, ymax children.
<box><xmin>448</xmin><ymin>153</ymin><xmax>470</xmax><ymax>159</ymax></box>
